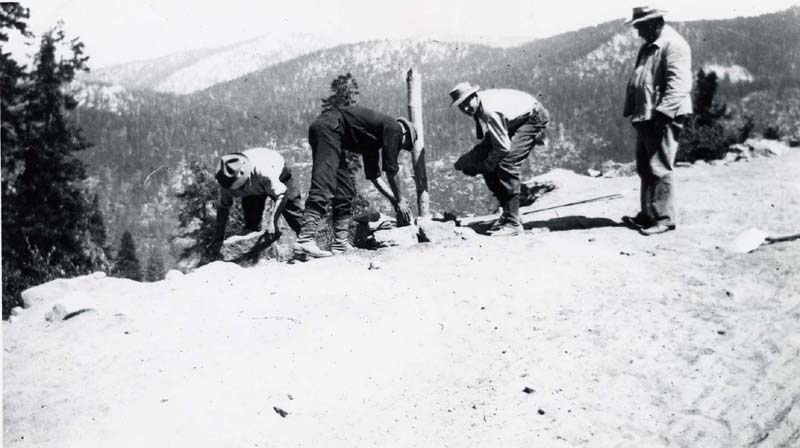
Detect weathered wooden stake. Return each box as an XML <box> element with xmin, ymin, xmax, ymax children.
<box><xmin>406</xmin><ymin>68</ymin><xmax>430</xmax><ymax>218</ymax></box>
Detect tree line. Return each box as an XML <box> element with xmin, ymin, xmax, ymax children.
<box><xmin>1</xmin><ymin>5</ymin><xmax>165</xmax><ymax>318</ymax></box>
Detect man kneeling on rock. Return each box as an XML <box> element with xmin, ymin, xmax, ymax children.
<box><xmin>450</xmin><ymin>82</ymin><xmax>550</xmax><ymax>236</ymax></box>
<box><xmin>294</xmin><ymin>106</ymin><xmax>418</xmax><ymax>260</ymax></box>
<box><xmin>213</xmin><ymin>147</ymin><xmax>303</xmax><ymax>250</ymax></box>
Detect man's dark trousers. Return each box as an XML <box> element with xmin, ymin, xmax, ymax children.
<box><xmin>241</xmin><ymin>166</ymin><xmax>303</xmax><ymax>234</ymax></box>
<box><xmin>298</xmin><ymin>110</ymin><xmax>356</xmax><ymax>238</ymax></box>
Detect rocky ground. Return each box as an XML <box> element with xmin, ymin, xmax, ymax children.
<box><xmin>4</xmin><ymin>149</ymin><xmax>799</xmax><ymax>447</ymax></box>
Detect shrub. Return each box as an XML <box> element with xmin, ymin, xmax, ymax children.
<box><xmin>763</xmin><ymin>125</ymin><xmax>782</xmax><ymax>140</ymax></box>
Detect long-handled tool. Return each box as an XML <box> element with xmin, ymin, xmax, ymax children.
<box><xmin>457</xmin><ymin>193</ymin><xmax>623</xmax><ymax>227</ymax></box>
<box><xmin>729</xmin><ymin>228</ymin><xmax>800</xmax><ymax>253</ymax></box>
<box><xmin>521</xmin><ymin>193</ymin><xmax>623</xmax><ymax>216</ymax></box>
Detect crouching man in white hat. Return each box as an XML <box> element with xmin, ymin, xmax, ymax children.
<box><xmin>449</xmin><ymin>82</ymin><xmax>550</xmax><ymax>236</ymax></box>
<box><xmin>212</xmin><ymin>148</ymin><xmax>304</xmax><ymax>252</ymax></box>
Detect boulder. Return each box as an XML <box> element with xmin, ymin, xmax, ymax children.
<box><xmin>218</xmin><ymin>230</ymin><xmax>293</xmax><ymax>264</ymax></box>
<box><xmin>165</xmin><ymin>269</ymin><xmax>184</xmax><ymax>281</ymax></box>
<box><xmin>725</xmin><ymin>143</ymin><xmax>753</xmax><ymax>161</ymax></box>
<box><xmin>723</xmin><ymin>151</ymin><xmax>740</xmax><ymax>163</ymax></box>
<box><xmin>220</xmin><ymin>231</ymin><xmax>269</xmax><ymax>260</ymax></box>
<box><xmin>45</xmin><ymin>304</ymin><xmax>68</xmax><ymax>322</ymax></box>
<box><xmin>600</xmin><ymin>160</ymin><xmax>636</xmax><ymax>178</ymax></box>
<box><xmin>418</xmin><ymin>219</ymin><xmax>465</xmax><ymax>243</ymax></box>
<box><xmin>20</xmin><ymin>272</ymin><xmax>106</xmax><ymax>309</ymax></box>
<box><xmin>354</xmin><ymin>213</ymin><xmax>398</xmax><ymax>249</ymax></box>
<box><xmin>372</xmin><ymin>225</ymin><xmax>420</xmax><ymax>249</ymax></box>
<box><xmin>745</xmin><ymin>138</ymin><xmax>788</xmax><ymax>157</ymax></box>
<box><xmin>357</xmin><ymin>215</ymin><xmax>477</xmax><ymax>248</ymax></box>
<box><xmin>728</xmin><ymin>143</ymin><xmax>750</xmax><ymax>155</ymax></box>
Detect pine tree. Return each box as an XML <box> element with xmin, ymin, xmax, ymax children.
<box><xmin>321</xmin><ymin>73</ymin><xmax>360</xmax><ymax>112</ymax></box>
<box><xmin>172</xmin><ymin>159</ymin><xmax>242</xmax><ymax>265</ymax></box>
<box><xmin>1</xmin><ymin>4</ymin><xmax>32</xmax><ymax>197</ymax></box>
<box><xmin>2</xmin><ymin>15</ymin><xmax>108</xmax><ymax>318</ymax></box>
<box><xmin>113</xmin><ymin>231</ymin><xmax>142</xmax><ymax>281</ymax></box>
<box><xmin>677</xmin><ymin>69</ymin><xmax>735</xmax><ymax>162</ymax></box>
<box><xmin>144</xmin><ymin>249</ymin><xmax>166</xmax><ymax>282</ymax></box>
<box><xmin>693</xmin><ymin>70</ymin><xmax>727</xmax><ymax>126</ymax></box>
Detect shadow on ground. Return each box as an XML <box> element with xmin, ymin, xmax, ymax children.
<box><xmin>524</xmin><ymin>215</ymin><xmax>624</xmax><ymax>232</ymax></box>
<box><xmin>467</xmin><ymin>215</ymin><xmax>624</xmax><ymax>234</ymax></box>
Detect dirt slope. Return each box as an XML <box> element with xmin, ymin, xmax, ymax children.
<box><xmin>4</xmin><ymin>151</ymin><xmax>799</xmax><ymax>447</ymax></box>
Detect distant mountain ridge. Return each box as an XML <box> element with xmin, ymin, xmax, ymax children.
<box><xmin>82</xmin><ymin>32</ymin><xmax>539</xmax><ymax>95</ymax></box>
<box><xmin>81</xmin><ymin>33</ymin><xmax>356</xmax><ymax>94</ymax></box>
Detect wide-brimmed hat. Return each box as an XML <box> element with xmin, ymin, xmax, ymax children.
<box><xmin>396</xmin><ymin>117</ymin><xmax>418</xmax><ymax>149</ymax></box>
<box><xmin>215</xmin><ymin>153</ymin><xmax>252</xmax><ymax>190</ymax></box>
<box><xmin>626</xmin><ymin>6</ymin><xmax>667</xmax><ymax>25</ymax></box>
<box><xmin>448</xmin><ymin>82</ymin><xmax>480</xmax><ymax>107</ymax></box>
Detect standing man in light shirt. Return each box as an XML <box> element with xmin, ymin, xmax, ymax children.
<box><xmin>213</xmin><ymin>147</ymin><xmax>304</xmax><ymax>248</ymax></box>
<box><xmin>450</xmin><ymin>82</ymin><xmax>550</xmax><ymax>236</ymax></box>
<box><xmin>622</xmin><ymin>7</ymin><xmax>693</xmax><ymax>235</ymax></box>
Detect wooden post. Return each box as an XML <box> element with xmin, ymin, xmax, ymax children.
<box><xmin>406</xmin><ymin>68</ymin><xmax>430</xmax><ymax>218</ymax></box>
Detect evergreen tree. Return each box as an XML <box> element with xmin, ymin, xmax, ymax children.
<box><xmin>692</xmin><ymin>70</ymin><xmax>728</xmax><ymax>126</ymax></box>
<box><xmin>172</xmin><ymin>159</ymin><xmax>236</xmax><ymax>265</ymax></box>
<box><xmin>2</xmin><ymin>15</ymin><xmax>107</xmax><ymax>318</ymax></box>
<box><xmin>1</xmin><ymin>4</ymin><xmax>32</xmax><ymax>197</ymax></box>
<box><xmin>113</xmin><ymin>231</ymin><xmax>142</xmax><ymax>281</ymax></box>
<box><xmin>144</xmin><ymin>249</ymin><xmax>166</xmax><ymax>282</ymax></box>
<box><xmin>320</xmin><ymin>73</ymin><xmax>363</xmax><ymax>180</ymax></box>
<box><xmin>321</xmin><ymin>73</ymin><xmax>360</xmax><ymax>112</ymax></box>
<box><xmin>677</xmin><ymin>70</ymin><xmax>735</xmax><ymax>162</ymax></box>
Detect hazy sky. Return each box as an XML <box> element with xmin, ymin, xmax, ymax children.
<box><xmin>11</xmin><ymin>0</ymin><xmax>800</xmax><ymax>68</ymax></box>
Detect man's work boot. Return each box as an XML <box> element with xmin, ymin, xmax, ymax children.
<box><xmin>294</xmin><ymin>240</ymin><xmax>333</xmax><ymax>260</ymax></box>
<box><xmin>330</xmin><ymin>213</ymin><xmax>353</xmax><ymax>255</ymax></box>
<box><xmin>491</xmin><ymin>195</ymin><xmax>523</xmax><ymax>236</ymax></box>
<box><xmin>330</xmin><ymin>238</ymin><xmax>355</xmax><ymax>255</ymax></box>
<box><xmin>490</xmin><ymin>222</ymin><xmax>524</xmax><ymax>237</ymax></box>
<box><xmin>621</xmin><ymin>213</ymin><xmax>652</xmax><ymax>230</ymax></box>
<box><xmin>484</xmin><ymin>215</ymin><xmax>507</xmax><ymax>235</ymax></box>
<box><xmin>639</xmin><ymin>222</ymin><xmax>676</xmax><ymax>236</ymax></box>
<box><xmin>484</xmin><ymin>200</ymin><xmax>507</xmax><ymax>235</ymax></box>
<box><xmin>293</xmin><ymin>219</ymin><xmax>332</xmax><ymax>260</ymax></box>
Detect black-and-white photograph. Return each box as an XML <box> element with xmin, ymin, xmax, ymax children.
<box><xmin>2</xmin><ymin>0</ymin><xmax>799</xmax><ymax>446</ymax></box>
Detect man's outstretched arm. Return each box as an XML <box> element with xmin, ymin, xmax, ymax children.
<box><xmin>370</xmin><ymin>171</ymin><xmax>412</xmax><ymax>226</ymax></box>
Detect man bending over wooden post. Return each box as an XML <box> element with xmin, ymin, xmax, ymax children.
<box><xmin>294</xmin><ymin>106</ymin><xmax>418</xmax><ymax>260</ymax></box>
<box><xmin>450</xmin><ymin>82</ymin><xmax>550</xmax><ymax>236</ymax></box>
